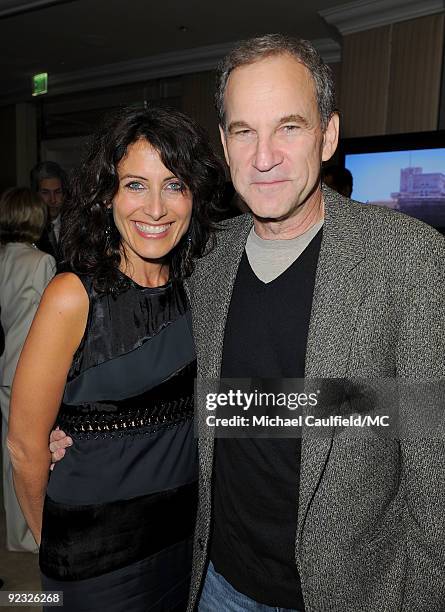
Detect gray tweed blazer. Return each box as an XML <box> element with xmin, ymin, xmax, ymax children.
<box><xmin>184</xmin><ymin>186</ymin><xmax>445</xmax><ymax>612</ymax></box>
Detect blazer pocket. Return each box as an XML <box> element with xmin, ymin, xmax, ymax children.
<box><xmin>359</xmin><ymin>503</ymin><xmax>406</xmax><ymax>577</ymax></box>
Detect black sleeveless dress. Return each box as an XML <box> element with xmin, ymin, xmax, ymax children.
<box><xmin>40</xmin><ymin>273</ymin><xmax>198</xmax><ymax>612</ymax></box>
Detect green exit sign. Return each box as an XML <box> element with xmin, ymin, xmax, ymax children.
<box><xmin>32</xmin><ymin>73</ymin><xmax>48</xmax><ymax>96</ymax></box>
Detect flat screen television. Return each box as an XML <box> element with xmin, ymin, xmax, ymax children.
<box><xmin>338</xmin><ymin>131</ymin><xmax>445</xmax><ymax>229</ymax></box>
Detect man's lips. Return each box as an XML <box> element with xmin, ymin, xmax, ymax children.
<box><xmin>251</xmin><ymin>179</ymin><xmax>290</xmax><ymax>187</ymax></box>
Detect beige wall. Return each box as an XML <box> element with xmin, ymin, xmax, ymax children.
<box><xmin>339</xmin><ymin>14</ymin><xmax>445</xmax><ymax>137</ymax></box>
<box><xmin>181</xmin><ymin>70</ymin><xmax>225</xmax><ymax>163</ymax></box>
<box><xmin>387</xmin><ymin>16</ymin><xmax>444</xmax><ymax>134</ymax></box>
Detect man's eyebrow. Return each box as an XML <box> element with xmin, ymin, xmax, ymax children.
<box><xmin>227</xmin><ymin>121</ymin><xmax>251</xmax><ymax>134</ymax></box>
<box><xmin>278</xmin><ymin>114</ymin><xmax>310</xmax><ymax>127</ymax></box>
<box><xmin>227</xmin><ymin>115</ymin><xmax>310</xmax><ymax>133</ymax></box>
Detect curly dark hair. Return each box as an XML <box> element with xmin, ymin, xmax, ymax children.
<box><xmin>61</xmin><ymin>105</ymin><xmax>226</xmax><ymax>293</ymax></box>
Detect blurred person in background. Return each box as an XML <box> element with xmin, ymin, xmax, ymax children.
<box><xmin>0</xmin><ymin>187</ymin><xmax>56</xmax><ymax>553</ymax></box>
<box><xmin>30</xmin><ymin>161</ymin><xmax>68</xmax><ymax>265</ymax></box>
<box><xmin>321</xmin><ymin>164</ymin><xmax>353</xmax><ymax>198</ymax></box>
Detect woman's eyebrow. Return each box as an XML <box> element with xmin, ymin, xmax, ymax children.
<box><xmin>119</xmin><ymin>173</ymin><xmax>178</xmax><ymax>182</ymax></box>
<box><xmin>119</xmin><ymin>174</ymin><xmax>148</xmax><ymax>180</ymax></box>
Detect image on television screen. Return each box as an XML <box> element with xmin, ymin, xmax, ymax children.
<box><xmin>345</xmin><ymin>148</ymin><xmax>445</xmax><ymax>227</ymax></box>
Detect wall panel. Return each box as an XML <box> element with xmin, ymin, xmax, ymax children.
<box><xmin>181</xmin><ymin>71</ymin><xmax>224</xmax><ymax>161</ymax></box>
<box><xmin>339</xmin><ymin>26</ymin><xmax>391</xmax><ymax>137</ymax></box>
<box><xmin>387</xmin><ymin>14</ymin><xmax>445</xmax><ymax>133</ymax></box>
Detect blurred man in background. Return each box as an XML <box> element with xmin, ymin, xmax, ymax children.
<box><xmin>321</xmin><ymin>164</ymin><xmax>353</xmax><ymax>198</ymax></box>
<box><xmin>30</xmin><ymin>161</ymin><xmax>68</xmax><ymax>265</ymax></box>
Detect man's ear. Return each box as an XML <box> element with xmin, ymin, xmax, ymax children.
<box><xmin>322</xmin><ymin>112</ymin><xmax>340</xmax><ymax>163</ymax></box>
<box><xmin>219</xmin><ymin>125</ymin><xmax>230</xmax><ymax>167</ymax></box>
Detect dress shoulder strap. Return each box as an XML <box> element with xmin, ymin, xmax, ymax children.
<box><xmin>72</xmin><ymin>273</ymin><xmax>95</xmax><ymax>300</ymax></box>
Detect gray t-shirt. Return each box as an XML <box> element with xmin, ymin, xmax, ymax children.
<box><xmin>245</xmin><ymin>219</ymin><xmax>324</xmax><ymax>283</ymax></box>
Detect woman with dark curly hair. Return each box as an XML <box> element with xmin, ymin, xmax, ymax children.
<box><xmin>8</xmin><ymin>106</ymin><xmax>225</xmax><ymax>611</ymax></box>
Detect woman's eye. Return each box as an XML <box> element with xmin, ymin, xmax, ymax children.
<box><xmin>126</xmin><ymin>181</ymin><xmax>144</xmax><ymax>191</ymax></box>
<box><xmin>166</xmin><ymin>181</ymin><xmax>185</xmax><ymax>193</ymax></box>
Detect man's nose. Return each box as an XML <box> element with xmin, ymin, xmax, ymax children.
<box><xmin>252</xmin><ymin>135</ymin><xmax>283</xmax><ymax>172</ymax></box>
<box><xmin>49</xmin><ymin>191</ymin><xmax>57</xmax><ymax>204</ymax></box>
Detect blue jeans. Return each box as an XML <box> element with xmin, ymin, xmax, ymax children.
<box><xmin>198</xmin><ymin>561</ymin><xmax>302</xmax><ymax>612</ymax></box>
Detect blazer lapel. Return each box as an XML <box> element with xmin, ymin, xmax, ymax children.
<box><xmin>186</xmin><ymin>215</ymin><xmax>254</xmax><ymax>378</ymax></box>
<box><xmin>185</xmin><ymin>215</ymin><xmax>253</xmax><ymax>481</ymax></box>
<box><xmin>297</xmin><ymin>188</ymin><xmax>367</xmax><ymax>547</ymax></box>
<box><xmin>187</xmin><ymin>195</ymin><xmax>366</xmax><ymax>525</ymax></box>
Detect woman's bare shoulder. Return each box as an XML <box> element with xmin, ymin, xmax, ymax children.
<box><xmin>40</xmin><ymin>272</ymin><xmax>89</xmax><ymax>318</ymax></box>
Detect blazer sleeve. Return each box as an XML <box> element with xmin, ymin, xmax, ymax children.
<box><xmin>396</xmin><ymin>230</ymin><xmax>445</xmax><ymax>612</ymax></box>
<box><xmin>1</xmin><ymin>252</ymin><xmax>56</xmax><ymax>387</ymax></box>
<box><xmin>32</xmin><ymin>252</ymin><xmax>56</xmax><ymax>299</ymax></box>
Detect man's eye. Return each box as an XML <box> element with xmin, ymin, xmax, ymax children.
<box><xmin>282</xmin><ymin>124</ymin><xmax>299</xmax><ymax>133</ymax></box>
<box><xmin>126</xmin><ymin>182</ymin><xmax>144</xmax><ymax>191</ymax></box>
<box><xmin>234</xmin><ymin>129</ymin><xmax>252</xmax><ymax>137</ymax></box>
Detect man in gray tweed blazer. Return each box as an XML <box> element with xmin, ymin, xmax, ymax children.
<box><xmin>185</xmin><ymin>35</ymin><xmax>445</xmax><ymax>612</ymax></box>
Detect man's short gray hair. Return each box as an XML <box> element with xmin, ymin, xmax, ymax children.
<box><xmin>215</xmin><ymin>33</ymin><xmax>336</xmax><ymax>132</ymax></box>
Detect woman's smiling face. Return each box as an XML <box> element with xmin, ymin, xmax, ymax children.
<box><xmin>112</xmin><ymin>138</ymin><xmax>193</xmax><ymax>272</ymax></box>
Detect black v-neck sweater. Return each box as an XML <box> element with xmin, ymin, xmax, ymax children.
<box><xmin>210</xmin><ymin>229</ymin><xmax>322</xmax><ymax>609</ymax></box>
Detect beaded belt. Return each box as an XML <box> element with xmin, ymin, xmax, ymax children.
<box><xmin>57</xmin><ymin>395</ymin><xmax>194</xmax><ymax>439</ymax></box>
<box><xmin>57</xmin><ymin>364</ymin><xmax>196</xmax><ymax>439</ymax></box>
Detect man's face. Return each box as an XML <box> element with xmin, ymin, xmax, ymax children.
<box><xmin>38</xmin><ymin>177</ymin><xmax>64</xmax><ymax>220</ymax></box>
<box><xmin>220</xmin><ymin>54</ymin><xmax>339</xmax><ymax>221</ymax></box>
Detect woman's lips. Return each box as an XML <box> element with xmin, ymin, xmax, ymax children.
<box><xmin>133</xmin><ymin>221</ymin><xmax>172</xmax><ymax>239</ymax></box>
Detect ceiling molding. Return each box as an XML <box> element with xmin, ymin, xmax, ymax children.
<box><xmin>0</xmin><ymin>37</ymin><xmax>340</xmax><ymax>105</ymax></box>
<box><xmin>312</xmin><ymin>38</ymin><xmax>341</xmax><ymax>63</ymax></box>
<box><xmin>49</xmin><ymin>37</ymin><xmax>340</xmax><ymax>96</ymax></box>
<box><xmin>48</xmin><ymin>41</ymin><xmax>237</xmax><ymax>97</ymax></box>
<box><xmin>319</xmin><ymin>0</ymin><xmax>445</xmax><ymax>35</ymax></box>
<box><xmin>0</xmin><ymin>0</ymin><xmax>75</xmax><ymax>19</ymax></box>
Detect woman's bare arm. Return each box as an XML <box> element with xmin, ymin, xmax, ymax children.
<box><xmin>7</xmin><ymin>273</ymin><xmax>88</xmax><ymax>544</ymax></box>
